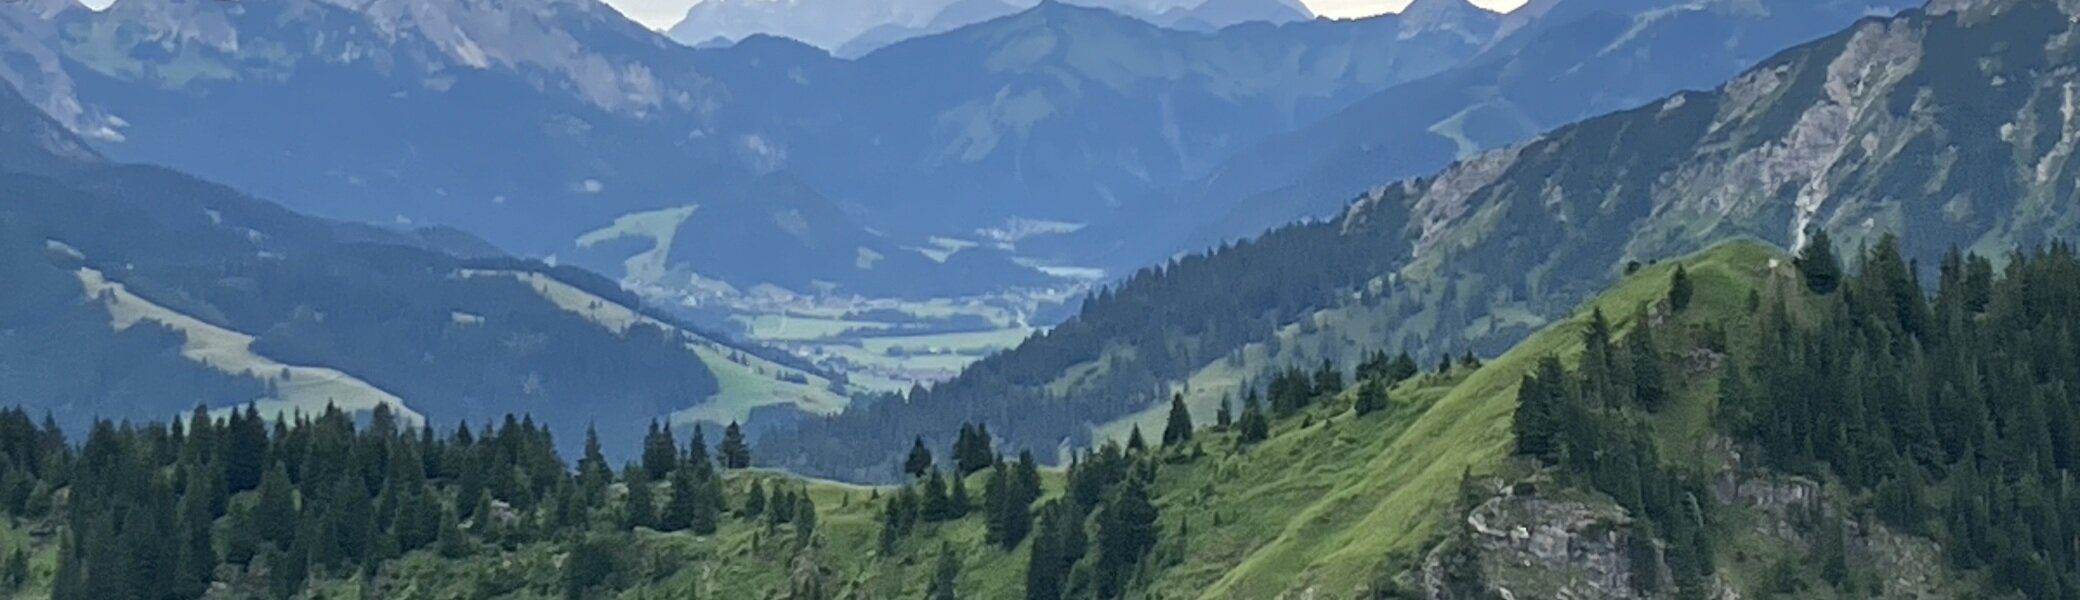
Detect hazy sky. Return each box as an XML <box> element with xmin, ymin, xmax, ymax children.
<box><xmin>605</xmin><ymin>0</ymin><xmax>1530</xmax><ymax>31</ymax></box>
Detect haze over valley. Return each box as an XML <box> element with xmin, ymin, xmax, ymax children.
<box><xmin>0</xmin><ymin>0</ymin><xmax>2076</xmax><ymax>598</ymax></box>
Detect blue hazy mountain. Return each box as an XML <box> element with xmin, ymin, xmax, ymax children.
<box><xmin>0</xmin><ymin>0</ymin><xmax>1493</xmax><ymax>301</ymax></box>
<box><xmin>1115</xmin><ymin>0</ymin><xmax>1925</xmax><ymax>265</ymax></box>
<box><xmin>669</xmin><ymin>0</ymin><xmax>1314</xmax><ymax>56</ymax></box>
<box><xmin>0</xmin><ymin>78</ymin><xmax>819</xmax><ymax>459</ymax></box>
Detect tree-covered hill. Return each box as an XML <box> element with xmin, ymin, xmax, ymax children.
<box><xmin>766</xmin><ymin>0</ymin><xmax>2080</xmax><ymax>483</ymax></box>
<box><xmin>0</xmin><ymin>238</ymin><xmax>2065</xmax><ymax>599</ymax></box>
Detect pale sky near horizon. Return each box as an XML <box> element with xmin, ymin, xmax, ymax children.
<box><xmin>605</xmin><ymin>0</ymin><xmax>1530</xmax><ymax>32</ymax></box>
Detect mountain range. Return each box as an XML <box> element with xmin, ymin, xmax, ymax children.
<box><xmin>0</xmin><ymin>78</ymin><xmax>839</xmax><ymax>459</ymax></box>
<box><xmin>762</xmin><ymin>0</ymin><xmax>2080</xmax><ymax>480</ymax></box>
<box><xmin>666</xmin><ymin>0</ymin><xmax>1316</xmax><ymax>57</ymax></box>
<box><xmin>0</xmin><ymin>0</ymin><xmax>1499</xmax><ymax>306</ymax></box>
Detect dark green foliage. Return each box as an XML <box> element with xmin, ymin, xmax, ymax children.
<box><xmin>1125</xmin><ymin>426</ymin><xmax>1148</xmax><ymax>453</ymax></box>
<box><xmin>563</xmin><ymin>534</ymin><xmax>627</xmax><ymax>600</ymax></box>
<box><xmin>642</xmin><ymin>422</ymin><xmax>678</xmax><ymax>482</ymax></box>
<box><xmin>927</xmin><ymin>542</ymin><xmax>960</xmax><ymax>600</ymax></box>
<box><xmin>793</xmin><ymin>495</ymin><xmax>817</xmax><ymax>548</ymax></box>
<box><xmin>1516</xmin><ymin>239</ymin><xmax>2080</xmax><ymax>600</ymax></box>
<box><xmin>953</xmin><ymin>424</ymin><xmax>994</xmax><ymax>476</ymax></box>
<box><xmin>1237</xmin><ymin>391</ymin><xmax>1271</xmax><ymax>445</ymax></box>
<box><xmin>983</xmin><ymin>464</ymin><xmax>1034</xmax><ymax>549</ymax></box>
<box><xmin>623</xmin><ymin>470</ymin><xmax>657</xmax><ymax>531</ymax></box>
<box><xmin>1162</xmin><ymin>394</ymin><xmax>1193</xmax><ymax>447</ymax></box>
<box><xmin>906</xmin><ymin>437</ymin><xmax>934</xmax><ymax>479</ymax></box>
<box><xmin>1215</xmin><ymin>398</ymin><xmax>1233</xmax><ymax>430</ymax></box>
<box><xmin>718</xmin><ymin>422</ymin><xmax>752</xmax><ymax>470</ymax></box>
<box><xmin>1796</xmin><ymin>230</ymin><xmax>1842</xmax><ymax>294</ymax></box>
<box><xmin>1354</xmin><ymin>376</ymin><xmax>1389</xmax><ymax>417</ymax></box>
<box><xmin>743</xmin><ymin>479</ymin><xmax>767</xmax><ymax>520</ymax></box>
<box><xmin>1667</xmin><ymin>265</ymin><xmax>1693</xmax><ymax>311</ymax></box>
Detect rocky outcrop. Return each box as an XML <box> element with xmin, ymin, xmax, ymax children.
<box><xmin>1420</xmin><ymin>481</ymin><xmax>1660</xmax><ymax>600</ymax></box>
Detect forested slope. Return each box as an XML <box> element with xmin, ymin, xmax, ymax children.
<box><xmin>768</xmin><ymin>0</ymin><xmax>2080</xmax><ymax>483</ymax></box>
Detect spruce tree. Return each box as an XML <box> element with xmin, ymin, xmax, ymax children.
<box><xmin>623</xmin><ymin>470</ymin><xmax>657</xmax><ymax>530</ymax></box>
<box><xmin>927</xmin><ymin>542</ymin><xmax>960</xmax><ymax>600</ymax></box>
<box><xmin>1668</xmin><ymin>264</ymin><xmax>1694</xmax><ymax>311</ymax></box>
<box><xmin>578</xmin><ymin>425</ymin><xmax>612</xmax><ymax>504</ymax></box>
<box><xmin>1354</xmin><ymin>377</ymin><xmax>1388</xmax><ymax>417</ymax></box>
<box><xmin>1023</xmin><ymin>503</ymin><xmax>1065</xmax><ymax>600</ymax></box>
<box><xmin>1312</xmin><ymin>360</ymin><xmax>1343</xmax><ymax>397</ymax></box>
<box><xmin>1215</xmin><ymin>396</ymin><xmax>1233</xmax><ymax>430</ymax></box>
<box><xmin>1093</xmin><ymin>477</ymin><xmax>1158</xmax><ymax>598</ymax></box>
<box><xmin>641</xmin><ymin>421</ymin><xmax>677</xmax><ymax>482</ymax></box>
<box><xmin>1125</xmin><ymin>425</ymin><xmax>1147</xmax><ymax>453</ymax></box>
<box><xmin>743</xmin><ymin>479</ymin><xmax>768</xmax><ymax>520</ymax></box>
<box><xmin>1162</xmin><ymin>393</ymin><xmax>1193</xmax><ymax>446</ymax></box>
<box><xmin>252</xmin><ymin>462</ymin><xmax>298</xmax><ymax>550</ymax></box>
<box><xmin>718</xmin><ymin>422</ymin><xmax>751</xmax><ymax>470</ymax></box>
<box><xmin>173</xmin><ymin>472</ymin><xmax>216</xmax><ymax>598</ymax></box>
<box><xmin>905</xmin><ymin>437</ymin><xmax>934</xmax><ymax>479</ymax></box>
<box><xmin>1237</xmin><ymin>390</ymin><xmax>1270</xmax><ymax>445</ymax></box>
<box><xmin>793</xmin><ymin>496</ymin><xmax>817</xmax><ymax>548</ymax></box>
<box><xmin>662</xmin><ymin>465</ymin><xmax>700</xmax><ymax>532</ymax></box>
<box><xmin>1797</xmin><ymin>230</ymin><xmax>1843</xmax><ymax>294</ymax></box>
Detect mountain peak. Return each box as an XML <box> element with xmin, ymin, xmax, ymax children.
<box><xmin>1394</xmin><ymin>0</ymin><xmax>1498</xmax><ymax>42</ymax></box>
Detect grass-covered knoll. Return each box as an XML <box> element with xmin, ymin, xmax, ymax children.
<box><xmin>75</xmin><ymin>266</ymin><xmax>422</xmax><ymax>425</ymax></box>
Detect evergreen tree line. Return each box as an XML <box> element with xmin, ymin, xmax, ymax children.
<box><xmin>1508</xmin><ymin>304</ymin><xmax>1714</xmax><ymax>597</ymax></box>
<box><xmin>2</xmin><ymin>401</ymin><xmax>767</xmax><ymax>600</ymax></box>
<box><xmin>1512</xmin><ymin>235</ymin><xmax>2080</xmax><ymax>600</ymax></box>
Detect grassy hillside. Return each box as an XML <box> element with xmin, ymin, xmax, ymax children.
<box><xmin>462</xmin><ymin>269</ymin><xmax>850</xmax><ymax>428</ymax></box>
<box><xmin>259</xmin><ymin>241</ymin><xmax>1791</xmax><ymax>600</ymax></box>
<box><xmin>0</xmin><ymin>239</ymin><xmax>2021</xmax><ymax>600</ymax></box>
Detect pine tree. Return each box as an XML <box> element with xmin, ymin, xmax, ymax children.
<box><xmin>1023</xmin><ymin>502</ymin><xmax>1065</xmax><ymax>600</ymax></box>
<box><xmin>905</xmin><ymin>437</ymin><xmax>934</xmax><ymax>479</ymax></box>
<box><xmin>743</xmin><ymin>479</ymin><xmax>768</xmax><ymax>520</ymax></box>
<box><xmin>623</xmin><ymin>470</ymin><xmax>657</xmax><ymax>530</ymax></box>
<box><xmin>641</xmin><ymin>421</ymin><xmax>677</xmax><ymax>482</ymax></box>
<box><xmin>1215</xmin><ymin>396</ymin><xmax>1233</xmax><ymax>430</ymax></box>
<box><xmin>252</xmin><ymin>461</ymin><xmax>298</xmax><ymax>550</ymax></box>
<box><xmin>578</xmin><ymin>425</ymin><xmax>612</xmax><ymax>505</ymax></box>
<box><xmin>173</xmin><ymin>470</ymin><xmax>217</xmax><ymax>598</ymax></box>
<box><xmin>949</xmin><ymin>470</ymin><xmax>972</xmax><ymax>519</ymax></box>
<box><xmin>1312</xmin><ymin>360</ymin><xmax>1343</xmax><ymax>397</ymax></box>
<box><xmin>1162</xmin><ymin>393</ymin><xmax>1193</xmax><ymax>446</ymax></box>
<box><xmin>1511</xmin><ymin>358</ymin><xmax>1562</xmax><ymax>462</ymax></box>
<box><xmin>1093</xmin><ymin>477</ymin><xmax>1158</xmax><ymax>598</ymax></box>
<box><xmin>687</xmin><ymin>425</ymin><xmax>712</xmax><ymax>473</ymax></box>
<box><xmin>437</xmin><ymin>503</ymin><xmax>470</xmax><ymax>558</ymax></box>
<box><xmin>1629</xmin><ymin>310</ymin><xmax>1668</xmax><ymax>411</ymax></box>
<box><xmin>922</xmin><ymin>469</ymin><xmax>956</xmax><ymax>522</ymax></box>
<box><xmin>1797</xmin><ymin>230</ymin><xmax>1843</xmax><ymax>294</ymax></box>
<box><xmin>793</xmin><ymin>495</ymin><xmax>817</xmax><ymax>548</ymax></box>
<box><xmin>1354</xmin><ymin>376</ymin><xmax>1389</xmax><ymax>417</ymax></box>
<box><xmin>1237</xmin><ymin>391</ymin><xmax>1270</xmax><ymax>445</ymax></box>
<box><xmin>1125</xmin><ymin>425</ymin><xmax>1147</xmax><ymax>453</ymax></box>
<box><xmin>718</xmin><ymin>422</ymin><xmax>752</xmax><ymax>470</ymax></box>
<box><xmin>927</xmin><ymin>542</ymin><xmax>960</xmax><ymax>600</ymax></box>
<box><xmin>1668</xmin><ymin>264</ymin><xmax>1694</xmax><ymax>311</ymax></box>
<box><xmin>662</xmin><ymin>465</ymin><xmax>700</xmax><ymax>532</ymax></box>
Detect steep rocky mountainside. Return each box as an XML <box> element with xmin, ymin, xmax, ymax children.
<box><xmin>769</xmin><ymin>0</ymin><xmax>2080</xmax><ymax>480</ymax></box>
<box><xmin>1102</xmin><ymin>0</ymin><xmax>1923</xmax><ymax>267</ymax></box>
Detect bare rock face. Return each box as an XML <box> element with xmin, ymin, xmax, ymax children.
<box><xmin>1421</xmin><ymin>483</ymin><xmax>1662</xmax><ymax>600</ymax></box>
